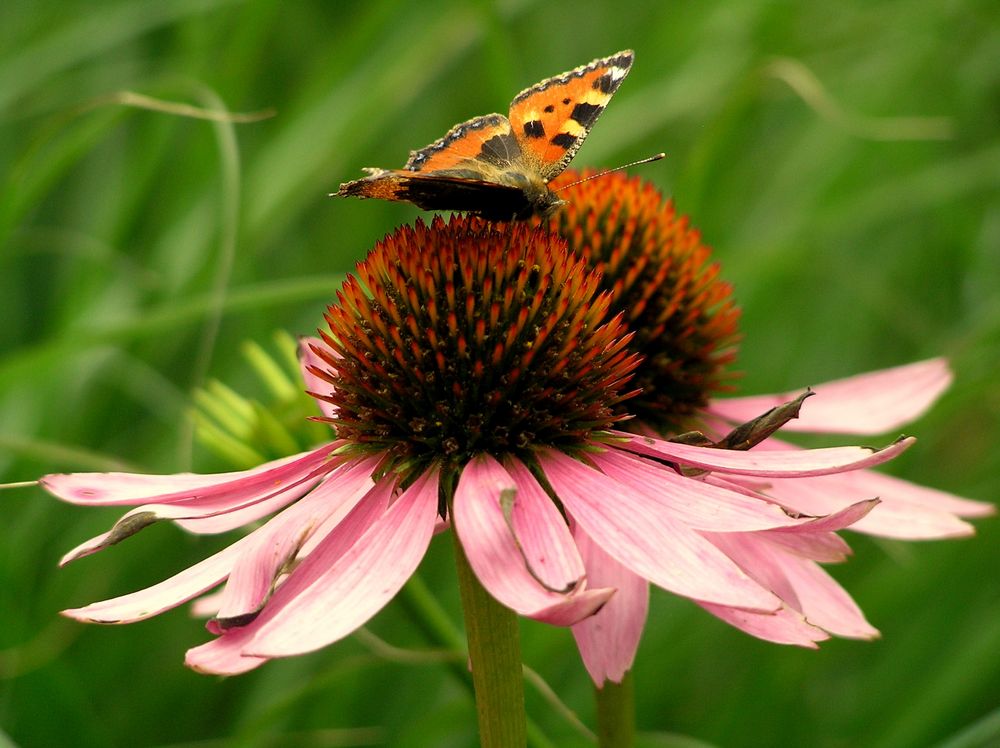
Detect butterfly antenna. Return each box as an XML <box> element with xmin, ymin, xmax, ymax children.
<box><xmin>553</xmin><ymin>153</ymin><xmax>666</xmax><ymax>192</ymax></box>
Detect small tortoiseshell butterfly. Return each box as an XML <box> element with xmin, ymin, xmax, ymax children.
<box><xmin>337</xmin><ymin>50</ymin><xmax>634</xmax><ymax>220</ymax></box>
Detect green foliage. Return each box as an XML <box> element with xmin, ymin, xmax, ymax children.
<box><xmin>2</xmin><ymin>1</ymin><xmax>998</xmax><ymax>746</ymax></box>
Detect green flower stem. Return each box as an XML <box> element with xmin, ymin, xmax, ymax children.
<box><xmin>400</xmin><ymin>572</ymin><xmax>558</xmax><ymax>747</ymax></box>
<box><xmin>453</xmin><ymin>529</ymin><xmax>527</xmax><ymax>748</ymax></box>
<box><xmin>595</xmin><ymin>671</ymin><xmax>635</xmax><ymax>748</ymax></box>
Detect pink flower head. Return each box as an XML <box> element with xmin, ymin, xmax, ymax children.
<box><xmin>41</xmin><ymin>216</ymin><xmax>990</xmax><ymax>686</ymax></box>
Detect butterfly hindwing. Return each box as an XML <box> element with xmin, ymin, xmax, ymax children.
<box><xmin>507</xmin><ymin>50</ymin><xmax>633</xmax><ymax>181</ymax></box>
<box><xmin>338</xmin><ymin>172</ymin><xmax>532</xmax><ymax>220</ymax></box>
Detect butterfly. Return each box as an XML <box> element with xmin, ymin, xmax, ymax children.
<box><xmin>336</xmin><ymin>50</ymin><xmax>634</xmax><ymax>221</ymax></box>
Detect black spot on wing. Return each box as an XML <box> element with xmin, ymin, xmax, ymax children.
<box><xmin>592</xmin><ymin>73</ymin><xmax>619</xmax><ymax>94</ymax></box>
<box><xmin>544</xmin><ymin>104</ymin><xmax>555</xmax><ymax>113</ymax></box>
<box><xmin>570</xmin><ymin>102</ymin><xmax>602</xmax><ymax>128</ymax></box>
<box><xmin>523</xmin><ymin>120</ymin><xmax>545</xmax><ymax>138</ymax></box>
<box><xmin>551</xmin><ymin>132</ymin><xmax>577</xmax><ymax>150</ymax></box>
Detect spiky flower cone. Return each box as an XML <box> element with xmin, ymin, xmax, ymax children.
<box><xmin>545</xmin><ymin>169</ymin><xmax>740</xmax><ymax>432</ymax></box>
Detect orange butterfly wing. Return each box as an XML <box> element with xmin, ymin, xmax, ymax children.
<box><xmin>404</xmin><ymin>113</ymin><xmax>521</xmax><ymax>172</ymax></box>
<box><xmin>508</xmin><ymin>50</ymin><xmax>633</xmax><ymax>181</ymax></box>
<box><xmin>337</xmin><ymin>50</ymin><xmax>634</xmax><ymax>218</ymax></box>
<box><xmin>337</xmin><ymin>112</ymin><xmax>535</xmax><ymax>218</ymax></box>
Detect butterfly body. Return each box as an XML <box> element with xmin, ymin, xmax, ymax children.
<box><xmin>337</xmin><ymin>51</ymin><xmax>634</xmax><ymax>220</ymax></box>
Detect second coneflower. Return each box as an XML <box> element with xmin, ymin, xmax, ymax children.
<box><xmin>39</xmin><ymin>215</ymin><xmax>919</xmax><ymax>682</ymax></box>
<box><xmin>545</xmin><ymin>169</ymin><xmax>992</xmax><ymax>684</ymax></box>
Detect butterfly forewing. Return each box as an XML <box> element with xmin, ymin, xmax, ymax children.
<box><xmin>507</xmin><ymin>50</ymin><xmax>633</xmax><ymax>181</ymax></box>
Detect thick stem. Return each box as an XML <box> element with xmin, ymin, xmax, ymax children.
<box><xmin>595</xmin><ymin>671</ymin><xmax>635</xmax><ymax>748</ymax></box>
<box><xmin>453</xmin><ymin>530</ymin><xmax>527</xmax><ymax>748</ymax></box>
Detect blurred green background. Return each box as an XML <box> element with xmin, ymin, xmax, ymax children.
<box><xmin>2</xmin><ymin>1</ymin><xmax>998</xmax><ymax>746</ymax></box>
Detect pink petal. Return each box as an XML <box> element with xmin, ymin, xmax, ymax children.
<box><xmin>571</xmin><ymin>523</ymin><xmax>649</xmax><ymax>685</ymax></box>
<box><xmin>504</xmin><ymin>459</ymin><xmax>589</xmax><ymax>589</ymax></box>
<box><xmin>698</xmin><ymin>602</ymin><xmax>828</xmax><ymax>647</ymax></box>
<box><xmin>212</xmin><ymin>457</ymin><xmax>378</xmax><ymax>626</ymax></box>
<box><xmin>763</xmin><ymin>471</ymin><xmax>984</xmax><ymax>539</ymax></box>
<box><xmin>174</xmin><ymin>480</ymin><xmax>322</xmax><ymax>535</ymax></box>
<box><xmin>184</xmin><ymin>477</ymin><xmax>398</xmax><ymax>674</ymax></box>
<box><xmin>186</xmin><ymin>626</ymin><xmax>266</xmax><ymax>675</ymax></box>
<box><xmin>709</xmin><ymin>533</ymin><xmax>878</xmax><ymax>639</ymax></box>
<box><xmin>58</xmin><ymin>475</ymin><xmax>319</xmax><ymax>565</ymax></box>
<box><xmin>705</xmin><ymin>532</ymin><xmax>801</xmax><ymax>609</ymax></box>
<box><xmin>246</xmin><ymin>468</ymin><xmax>439</xmax><ymax>658</ymax></box>
<box><xmin>779</xmin><ymin>553</ymin><xmax>879</xmax><ymax>638</ymax></box>
<box><xmin>591</xmin><ymin>449</ymin><xmax>825</xmax><ymax>531</ymax></box>
<box><xmin>758</xmin><ymin>499</ymin><xmax>875</xmax><ymax>563</ymax></box>
<box><xmin>768</xmin><ymin>498</ymin><xmax>880</xmax><ymax>534</ymax></box>
<box><xmin>299</xmin><ymin>336</ymin><xmax>338</xmax><ymax>419</ymax></box>
<box><xmin>539</xmin><ymin>449</ymin><xmax>779</xmax><ymax>611</ymax></box>
<box><xmin>453</xmin><ymin>455</ymin><xmax>613</xmax><ymax>626</ymax></box>
<box><xmin>54</xmin><ymin>446</ymin><xmax>350</xmax><ymax>563</ymax></box>
<box><xmin>762</xmin><ymin>531</ymin><xmax>853</xmax><ymax>564</ymax></box>
<box><xmin>612</xmin><ymin>432</ymin><xmax>914</xmax><ymax>477</ymax></box>
<box><xmin>62</xmin><ymin>538</ymin><xmax>250</xmax><ymax>623</ymax></box>
<box><xmin>40</xmin><ymin>443</ymin><xmax>341</xmax><ymax>506</ymax></box>
<box><xmin>835</xmin><ymin>468</ymin><xmax>992</xmax><ymax>518</ymax></box>
<box><xmin>707</xmin><ymin>358</ymin><xmax>952</xmax><ymax>435</ymax></box>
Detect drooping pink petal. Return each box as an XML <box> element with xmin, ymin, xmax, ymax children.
<box><xmin>299</xmin><ymin>336</ymin><xmax>339</xmax><ymax>420</ymax></box>
<box><xmin>762</xmin><ymin>470</ymin><xmax>986</xmax><ymax>539</ymax></box>
<box><xmin>571</xmin><ymin>522</ymin><xmax>649</xmax><ymax>685</ymax></box>
<box><xmin>708</xmin><ymin>532</ymin><xmax>878</xmax><ymax>639</ymax></box>
<box><xmin>697</xmin><ymin>602</ymin><xmax>828</xmax><ymax>647</ymax></box>
<box><xmin>848</xmin><ymin>469</ymin><xmax>993</xmax><ymax>518</ymax></box>
<box><xmin>60</xmin><ymin>457</ymin><xmax>374</xmax><ymax>624</ymax></box>
<box><xmin>762</xmin><ymin>531</ymin><xmax>853</xmax><ymax>564</ymax></box>
<box><xmin>612</xmin><ymin>432</ymin><xmax>914</xmax><ymax>477</ymax></box>
<box><xmin>58</xmin><ymin>475</ymin><xmax>320</xmax><ymax>564</ymax></box>
<box><xmin>245</xmin><ymin>467</ymin><xmax>439</xmax><ymax>658</ymax></box>
<box><xmin>705</xmin><ymin>532</ymin><xmax>801</xmax><ymax>609</ymax></box>
<box><xmin>184</xmin><ymin>476</ymin><xmax>399</xmax><ymax>675</ymax></box>
<box><xmin>539</xmin><ymin>449</ymin><xmax>779</xmax><ymax>611</ymax></box>
<box><xmin>62</xmin><ymin>538</ymin><xmax>250</xmax><ymax>624</ymax></box>
<box><xmin>40</xmin><ymin>442</ymin><xmax>342</xmax><ymax>506</ymax></box>
<box><xmin>186</xmin><ymin>625</ymin><xmax>265</xmax><ymax>675</ymax></box>
<box><xmin>759</xmin><ymin>499</ymin><xmax>876</xmax><ymax>563</ymax></box>
<box><xmin>59</xmin><ymin>489</ymin><xmax>306</xmax><ymax>564</ymax></box>
<box><xmin>778</xmin><ymin>552</ymin><xmax>879</xmax><ymax>638</ymax></box>
<box><xmin>591</xmin><ymin>449</ymin><xmax>831</xmax><ymax>531</ymax></box>
<box><xmin>173</xmin><ymin>480</ymin><xmax>322</xmax><ymax>535</ymax></box>
<box><xmin>53</xmin><ymin>446</ymin><xmax>352</xmax><ymax>563</ymax></box>
<box><xmin>453</xmin><ymin>455</ymin><xmax>613</xmax><ymax>626</ymax></box>
<box><xmin>707</xmin><ymin>359</ymin><xmax>952</xmax><ymax>435</ymax></box>
<box><xmin>504</xmin><ymin>458</ymin><xmax>589</xmax><ymax>590</ymax></box>
<box><xmin>715</xmin><ymin>432</ymin><xmax>992</xmax><ymax>537</ymax></box>
<box><xmin>769</xmin><ymin>498</ymin><xmax>880</xmax><ymax>534</ymax></box>
<box><xmin>212</xmin><ymin>457</ymin><xmax>378</xmax><ymax>626</ymax></box>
